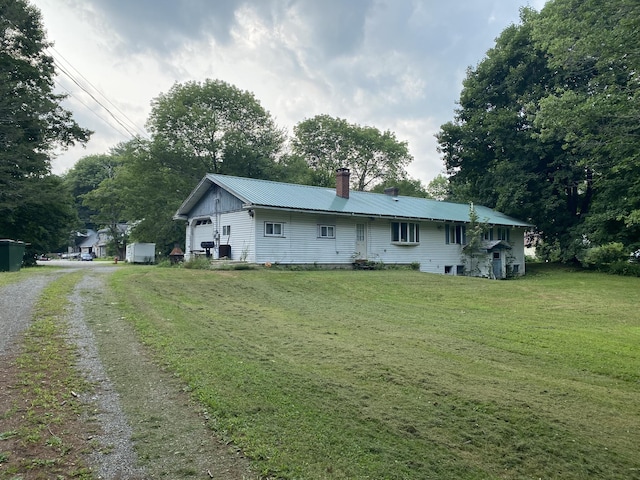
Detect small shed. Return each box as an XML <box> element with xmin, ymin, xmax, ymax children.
<box><xmin>125</xmin><ymin>243</ymin><xmax>156</xmax><ymax>264</ymax></box>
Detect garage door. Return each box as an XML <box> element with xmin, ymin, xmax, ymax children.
<box><xmin>191</xmin><ymin>218</ymin><xmax>214</xmax><ymax>252</ymax></box>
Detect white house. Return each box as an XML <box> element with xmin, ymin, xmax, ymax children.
<box><xmin>173</xmin><ymin>169</ymin><xmax>533</xmax><ymax>278</ymax></box>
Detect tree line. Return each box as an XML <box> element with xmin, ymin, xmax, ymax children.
<box><xmin>437</xmin><ymin>0</ymin><xmax>639</xmax><ymax>262</ymax></box>
<box><xmin>64</xmin><ymin>80</ymin><xmax>431</xmax><ymax>256</ymax></box>
<box><xmin>2</xmin><ymin>0</ymin><xmax>638</xmax><ymax>264</ymax></box>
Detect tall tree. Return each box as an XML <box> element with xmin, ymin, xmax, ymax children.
<box><xmin>531</xmin><ymin>0</ymin><xmax>640</xmax><ymax>251</ymax></box>
<box><xmin>146</xmin><ymin>79</ymin><xmax>285</xmax><ymax>184</ymax></box>
<box><xmin>107</xmin><ymin>139</ymin><xmax>187</xmax><ymax>253</ymax></box>
<box><xmin>63</xmin><ymin>153</ymin><xmax>124</xmax><ymax>229</ymax></box>
<box><xmin>90</xmin><ymin>80</ymin><xmax>287</xmax><ymax>253</ymax></box>
<box><xmin>436</xmin><ymin>3</ymin><xmax>640</xmax><ymax>260</ymax></box>
<box><xmin>0</xmin><ymin>0</ymin><xmax>90</xmax><ymax>253</ymax></box>
<box><xmin>292</xmin><ymin>114</ymin><xmax>413</xmax><ymax>191</ymax></box>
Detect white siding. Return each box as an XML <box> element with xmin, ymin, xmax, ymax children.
<box><xmin>254</xmin><ymin>211</ymin><xmax>356</xmax><ymax>265</ymax></box>
<box><xmin>366</xmin><ymin>220</ymin><xmax>465</xmax><ymax>273</ymax></box>
<box><xmin>217</xmin><ymin>211</ymin><xmax>255</xmax><ymax>261</ymax></box>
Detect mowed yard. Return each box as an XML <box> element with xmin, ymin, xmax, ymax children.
<box><xmin>110</xmin><ymin>264</ymin><xmax>640</xmax><ymax>479</ymax></box>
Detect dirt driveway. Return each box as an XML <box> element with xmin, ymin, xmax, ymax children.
<box><xmin>0</xmin><ymin>263</ymin><xmax>255</xmax><ymax>479</ymax></box>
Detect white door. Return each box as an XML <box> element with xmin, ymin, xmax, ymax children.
<box><xmin>191</xmin><ymin>218</ymin><xmax>214</xmax><ymax>253</ymax></box>
<box><xmin>355</xmin><ymin>223</ymin><xmax>367</xmax><ymax>259</ymax></box>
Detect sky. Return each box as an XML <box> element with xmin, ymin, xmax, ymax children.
<box><xmin>32</xmin><ymin>0</ymin><xmax>547</xmax><ymax>185</ymax></box>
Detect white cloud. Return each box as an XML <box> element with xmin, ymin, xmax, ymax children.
<box><xmin>33</xmin><ymin>0</ymin><xmax>550</xmax><ymax>181</ymax></box>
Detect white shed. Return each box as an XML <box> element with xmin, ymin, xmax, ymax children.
<box><xmin>125</xmin><ymin>243</ymin><xmax>156</xmax><ymax>264</ymax></box>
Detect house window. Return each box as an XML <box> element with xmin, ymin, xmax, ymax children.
<box><xmin>264</xmin><ymin>222</ymin><xmax>284</xmax><ymax>237</ymax></box>
<box><xmin>222</xmin><ymin>225</ymin><xmax>231</xmax><ymax>236</ymax></box>
<box><xmin>456</xmin><ymin>265</ymin><xmax>465</xmax><ymax>275</ymax></box>
<box><xmin>318</xmin><ymin>225</ymin><xmax>335</xmax><ymax>239</ymax></box>
<box><xmin>483</xmin><ymin>228</ymin><xmax>494</xmax><ymax>241</ymax></box>
<box><xmin>497</xmin><ymin>227</ymin><xmax>510</xmax><ymax>242</ymax></box>
<box><xmin>446</xmin><ymin>224</ymin><xmax>466</xmax><ymax>245</ymax></box>
<box><xmin>391</xmin><ymin>222</ymin><xmax>419</xmax><ymax>244</ymax></box>
<box><xmin>195</xmin><ymin>218</ymin><xmax>212</xmax><ymax>226</ymax></box>
<box><xmin>444</xmin><ymin>265</ymin><xmax>453</xmax><ymax>274</ymax></box>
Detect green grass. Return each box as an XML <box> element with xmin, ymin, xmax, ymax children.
<box><xmin>109</xmin><ymin>264</ymin><xmax>640</xmax><ymax>479</ymax></box>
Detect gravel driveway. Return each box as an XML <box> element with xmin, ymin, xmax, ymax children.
<box><xmin>0</xmin><ymin>273</ymin><xmax>60</xmax><ymax>356</ymax></box>
<box><xmin>1</xmin><ymin>263</ymin><xmax>254</xmax><ymax>479</ymax></box>
<box><xmin>0</xmin><ymin>265</ymin><xmax>141</xmax><ymax>478</ymax></box>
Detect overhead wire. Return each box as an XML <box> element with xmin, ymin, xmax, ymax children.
<box><xmin>52</xmin><ymin>76</ymin><xmax>134</xmax><ymax>139</ymax></box>
<box><xmin>51</xmin><ymin>55</ymin><xmax>145</xmax><ymax>140</ymax></box>
<box><xmin>4</xmin><ymin>13</ymin><xmax>152</xmax><ymax>162</ymax></box>
<box><xmin>48</xmin><ymin>45</ymin><xmax>150</xmax><ymax>140</ymax></box>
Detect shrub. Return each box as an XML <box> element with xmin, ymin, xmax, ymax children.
<box><xmin>607</xmin><ymin>261</ymin><xmax>640</xmax><ymax>277</ymax></box>
<box><xmin>582</xmin><ymin>242</ymin><xmax>628</xmax><ymax>269</ymax></box>
<box><xmin>183</xmin><ymin>257</ymin><xmax>212</xmax><ymax>270</ymax></box>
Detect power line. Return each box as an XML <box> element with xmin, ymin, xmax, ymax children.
<box><xmin>5</xmin><ymin>15</ymin><xmax>149</xmax><ymax>143</ymax></box>
<box><xmin>52</xmin><ymin>57</ymin><xmax>144</xmax><ymax>140</ymax></box>
<box><xmin>53</xmin><ymin>77</ymin><xmax>134</xmax><ymax>140</ymax></box>
<box><xmin>48</xmin><ymin>46</ymin><xmax>150</xmax><ymax>140</ymax></box>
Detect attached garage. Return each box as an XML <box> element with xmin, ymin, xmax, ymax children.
<box><xmin>189</xmin><ymin>218</ymin><xmax>214</xmax><ymax>255</ymax></box>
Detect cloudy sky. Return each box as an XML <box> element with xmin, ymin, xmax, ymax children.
<box><xmin>32</xmin><ymin>0</ymin><xmax>547</xmax><ymax>184</ymax></box>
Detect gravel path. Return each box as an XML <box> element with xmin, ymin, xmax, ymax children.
<box><xmin>0</xmin><ymin>273</ymin><xmax>60</xmax><ymax>356</ymax></box>
<box><xmin>1</xmin><ymin>265</ymin><xmax>255</xmax><ymax>479</ymax></box>
<box><xmin>66</xmin><ymin>268</ymin><xmax>147</xmax><ymax>479</ymax></box>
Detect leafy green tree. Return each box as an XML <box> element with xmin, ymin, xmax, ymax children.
<box><xmin>436</xmin><ymin>5</ymin><xmax>638</xmax><ymax>261</ymax></box>
<box><xmin>292</xmin><ymin>114</ymin><xmax>413</xmax><ymax>191</ymax></box>
<box><xmin>81</xmin><ymin>175</ymin><xmax>128</xmax><ymax>259</ymax></box>
<box><xmin>62</xmin><ymin>153</ymin><xmax>124</xmax><ymax>229</ymax></box>
<box><xmin>94</xmin><ymin>79</ymin><xmax>286</xmax><ymax>253</ymax></box>
<box><xmin>0</xmin><ymin>0</ymin><xmax>90</xmax><ymax>255</ymax></box>
<box><xmin>10</xmin><ymin>175</ymin><xmax>77</xmax><ymax>261</ymax></box>
<box><xmin>531</xmin><ymin>0</ymin><xmax>640</xmax><ymax>252</ymax></box>
<box><xmin>111</xmin><ymin>139</ymin><xmax>187</xmax><ymax>252</ymax></box>
<box><xmin>146</xmin><ymin>79</ymin><xmax>285</xmax><ymax>183</ymax></box>
<box><xmin>425</xmin><ymin>174</ymin><xmax>450</xmax><ymax>201</ymax></box>
<box><xmin>370</xmin><ymin>177</ymin><xmax>430</xmax><ymax>198</ymax></box>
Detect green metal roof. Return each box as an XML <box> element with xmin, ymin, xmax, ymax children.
<box><xmin>174</xmin><ymin>174</ymin><xmax>532</xmax><ymax>227</ymax></box>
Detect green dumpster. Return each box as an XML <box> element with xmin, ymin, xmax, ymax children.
<box><xmin>0</xmin><ymin>239</ymin><xmax>26</xmax><ymax>272</ymax></box>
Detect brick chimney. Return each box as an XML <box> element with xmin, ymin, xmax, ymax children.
<box><xmin>336</xmin><ymin>168</ymin><xmax>350</xmax><ymax>199</ymax></box>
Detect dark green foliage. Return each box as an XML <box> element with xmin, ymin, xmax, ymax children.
<box><xmin>62</xmin><ymin>154</ymin><xmax>124</xmax><ymax>229</ymax></box>
<box><xmin>581</xmin><ymin>242</ymin><xmax>628</xmax><ymax>269</ymax></box>
<box><xmin>607</xmin><ymin>261</ymin><xmax>640</xmax><ymax>277</ymax></box>
<box><xmin>0</xmin><ymin>0</ymin><xmax>90</xmax><ymax>253</ymax></box>
<box><xmin>146</xmin><ymin>79</ymin><xmax>285</xmax><ymax>182</ymax></box>
<box><xmin>437</xmin><ymin>1</ymin><xmax>640</xmax><ymax>261</ymax></box>
<box><xmin>292</xmin><ymin>114</ymin><xmax>413</xmax><ymax>191</ymax></box>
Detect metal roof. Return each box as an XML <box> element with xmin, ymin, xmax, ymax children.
<box><xmin>174</xmin><ymin>174</ymin><xmax>532</xmax><ymax>227</ymax></box>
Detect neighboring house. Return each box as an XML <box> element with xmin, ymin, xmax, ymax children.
<box><xmin>76</xmin><ymin>229</ymin><xmax>98</xmax><ymax>256</ymax></box>
<box><xmin>173</xmin><ymin>169</ymin><xmax>533</xmax><ymax>278</ymax></box>
<box><xmin>76</xmin><ymin>224</ymin><xmax>128</xmax><ymax>258</ymax></box>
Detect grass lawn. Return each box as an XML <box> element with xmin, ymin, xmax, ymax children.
<box><xmin>109</xmin><ymin>264</ymin><xmax>640</xmax><ymax>479</ymax></box>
